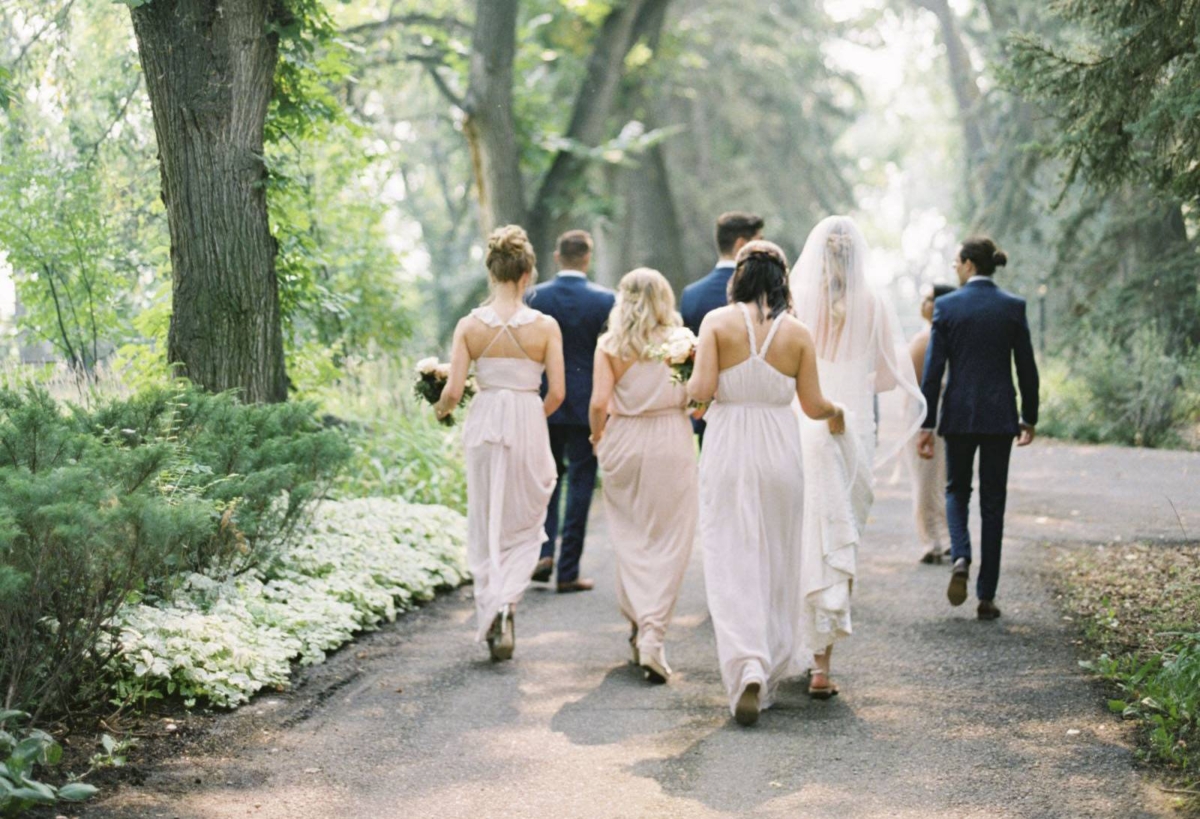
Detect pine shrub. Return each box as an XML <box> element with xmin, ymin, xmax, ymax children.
<box><xmin>0</xmin><ymin>384</ymin><xmax>350</xmax><ymax>720</ymax></box>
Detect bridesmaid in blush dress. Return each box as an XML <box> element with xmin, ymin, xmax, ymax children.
<box><xmin>907</xmin><ymin>283</ymin><xmax>955</xmax><ymax>564</ymax></box>
<box><xmin>687</xmin><ymin>240</ymin><xmax>845</xmax><ymax>726</ymax></box>
<box><xmin>434</xmin><ymin>225</ymin><xmax>565</xmax><ymax>661</ymax></box>
<box><xmin>589</xmin><ymin>268</ymin><xmax>697</xmax><ymax>684</ymax></box>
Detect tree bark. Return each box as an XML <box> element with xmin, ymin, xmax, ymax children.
<box><xmin>527</xmin><ymin>0</ymin><xmax>672</xmax><ymax>264</ymax></box>
<box><xmin>129</xmin><ymin>0</ymin><xmax>288</xmax><ymax>402</ymax></box>
<box><xmin>461</xmin><ymin>0</ymin><xmax>528</xmax><ymax>236</ymax></box>
<box><xmin>615</xmin><ymin>1</ymin><xmax>685</xmax><ymax>291</ymax></box>
<box><xmin>910</xmin><ymin>0</ymin><xmax>987</xmax><ymax>210</ymax></box>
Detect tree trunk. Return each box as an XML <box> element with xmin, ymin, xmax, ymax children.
<box><xmin>527</xmin><ymin>0</ymin><xmax>672</xmax><ymax>264</ymax></box>
<box><xmin>615</xmin><ymin>0</ymin><xmax>685</xmax><ymax>291</ymax></box>
<box><xmin>129</xmin><ymin>0</ymin><xmax>287</xmax><ymax>403</ymax></box>
<box><xmin>910</xmin><ymin>0</ymin><xmax>987</xmax><ymax>210</ymax></box>
<box><xmin>462</xmin><ymin>0</ymin><xmax>528</xmax><ymax>237</ymax></box>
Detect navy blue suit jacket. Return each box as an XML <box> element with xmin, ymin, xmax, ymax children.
<box><xmin>680</xmin><ymin>264</ymin><xmax>735</xmax><ymax>336</ymax></box>
<box><xmin>921</xmin><ymin>278</ymin><xmax>1039</xmax><ymax>437</ymax></box>
<box><xmin>527</xmin><ymin>274</ymin><xmax>615</xmax><ymax>427</ymax></box>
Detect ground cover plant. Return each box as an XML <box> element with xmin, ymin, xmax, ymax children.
<box><xmin>109</xmin><ymin>496</ymin><xmax>468</xmax><ymax>709</ymax></box>
<box><xmin>1056</xmin><ymin>541</ymin><xmax>1200</xmax><ymax>812</ymax></box>
<box><xmin>0</xmin><ymin>383</ymin><xmax>350</xmax><ymax>722</ymax></box>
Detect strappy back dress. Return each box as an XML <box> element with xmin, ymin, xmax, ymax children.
<box><xmin>463</xmin><ymin>306</ymin><xmax>557</xmax><ymax>640</ymax></box>
<box><xmin>698</xmin><ymin>304</ymin><xmax>808</xmax><ymax>714</ymax></box>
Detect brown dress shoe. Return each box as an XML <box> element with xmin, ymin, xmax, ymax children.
<box><xmin>947</xmin><ymin>558</ymin><xmax>969</xmax><ymax>606</ymax></box>
<box><xmin>920</xmin><ymin>548</ymin><xmax>944</xmax><ymax>565</ymax></box>
<box><xmin>977</xmin><ymin>600</ymin><xmax>1001</xmax><ymax>621</ymax></box>
<box><xmin>531</xmin><ymin>557</ymin><xmax>554</xmax><ymax>583</ymax></box>
<box><xmin>556</xmin><ymin>578</ymin><xmax>595</xmax><ymax>593</ymax></box>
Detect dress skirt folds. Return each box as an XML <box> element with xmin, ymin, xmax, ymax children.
<box><xmin>463</xmin><ymin>307</ymin><xmax>557</xmax><ymax>641</ymax></box>
<box><xmin>596</xmin><ymin>360</ymin><xmax>697</xmax><ymax>665</ymax></box>
<box><xmin>699</xmin><ymin>307</ymin><xmax>808</xmax><ymax>714</ymax></box>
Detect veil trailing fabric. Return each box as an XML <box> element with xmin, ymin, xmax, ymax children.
<box><xmin>789</xmin><ymin>215</ymin><xmax>927</xmax><ymax>662</ymax></box>
<box><xmin>790</xmin><ymin>215</ymin><xmax>927</xmax><ymax>468</ymax></box>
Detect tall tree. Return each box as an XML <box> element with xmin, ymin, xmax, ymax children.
<box><xmin>1010</xmin><ymin>0</ymin><xmax>1200</xmax><ymax>211</ymax></box>
<box><xmin>407</xmin><ymin>0</ymin><xmax>673</xmax><ymax>264</ymax></box>
<box><xmin>124</xmin><ymin>0</ymin><xmax>288</xmax><ymax>402</ymax></box>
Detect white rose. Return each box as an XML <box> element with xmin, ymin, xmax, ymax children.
<box><xmin>663</xmin><ymin>328</ymin><xmax>696</xmax><ymax>365</ymax></box>
<box><xmin>416</xmin><ymin>357</ymin><xmax>440</xmax><ymax>375</ymax></box>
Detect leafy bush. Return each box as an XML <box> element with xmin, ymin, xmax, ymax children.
<box><xmin>0</xmin><ymin>710</ymin><xmax>97</xmax><ymax>816</ymax></box>
<box><xmin>108</xmin><ymin>497</ymin><xmax>467</xmax><ymax>708</ymax></box>
<box><xmin>1087</xmin><ymin>635</ymin><xmax>1200</xmax><ymax>785</ymax></box>
<box><xmin>318</xmin><ymin>357</ymin><xmax>467</xmax><ymax>513</ymax></box>
<box><xmin>1039</xmin><ymin>327</ymin><xmax>1199</xmax><ymax>448</ymax></box>
<box><xmin>0</xmin><ymin>383</ymin><xmax>350</xmax><ymax>721</ymax></box>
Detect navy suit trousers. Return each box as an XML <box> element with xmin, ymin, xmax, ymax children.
<box><xmin>541</xmin><ymin>424</ymin><xmax>597</xmax><ymax>582</ymax></box>
<box><xmin>944</xmin><ymin>434</ymin><xmax>1013</xmax><ymax>602</ymax></box>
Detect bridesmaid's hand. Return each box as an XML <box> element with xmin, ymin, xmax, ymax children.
<box><xmin>827</xmin><ymin>405</ymin><xmax>846</xmax><ymax>435</ymax></box>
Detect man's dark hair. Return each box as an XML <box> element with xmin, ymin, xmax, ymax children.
<box><xmin>959</xmin><ymin>236</ymin><xmax>1008</xmax><ymax>277</ymax></box>
<box><xmin>556</xmin><ymin>230</ymin><xmax>594</xmax><ymax>267</ymax></box>
<box><xmin>716</xmin><ymin>212</ymin><xmax>765</xmax><ymax>255</ymax></box>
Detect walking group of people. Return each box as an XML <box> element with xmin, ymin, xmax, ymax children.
<box><xmin>431</xmin><ymin>211</ymin><xmax>1040</xmax><ymax>726</ymax></box>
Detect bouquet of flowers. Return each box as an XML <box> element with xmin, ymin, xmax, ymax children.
<box><xmin>414</xmin><ymin>357</ymin><xmax>475</xmax><ymax>426</ymax></box>
<box><xmin>651</xmin><ymin>326</ymin><xmax>698</xmax><ymax>385</ymax></box>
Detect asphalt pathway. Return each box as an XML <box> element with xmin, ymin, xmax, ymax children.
<box><xmin>86</xmin><ymin>438</ymin><xmax>1199</xmax><ymax>819</ymax></box>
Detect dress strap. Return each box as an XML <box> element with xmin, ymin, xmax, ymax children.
<box><xmin>759</xmin><ymin>313</ymin><xmax>785</xmax><ymax>359</ymax></box>
<box><xmin>737</xmin><ymin>303</ymin><xmax>758</xmax><ymax>357</ymax></box>
<box><xmin>474</xmin><ymin>309</ymin><xmax>534</xmax><ymax>360</ymax></box>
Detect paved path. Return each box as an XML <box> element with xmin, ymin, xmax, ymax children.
<box><xmin>87</xmin><ymin>439</ymin><xmax>1199</xmax><ymax>819</ymax></box>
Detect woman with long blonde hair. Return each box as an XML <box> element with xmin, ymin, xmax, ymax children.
<box><xmin>435</xmin><ymin>225</ymin><xmax>565</xmax><ymax>661</ymax></box>
<box><xmin>790</xmin><ymin>216</ymin><xmax>926</xmax><ymax>697</ymax></box>
<box><xmin>589</xmin><ymin>268</ymin><xmax>697</xmax><ymax>683</ymax></box>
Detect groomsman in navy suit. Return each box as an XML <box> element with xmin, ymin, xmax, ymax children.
<box><xmin>680</xmin><ymin>211</ymin><xmax>764</xmax><ymax>447</ymax></box>
<box><xmin>918</xmin><ymin>237</ymin><xmax>1039</xmax><ymax>621</ymax></box>
<box><xmin>526</xmin><ymin>231</ymin><xmax>615</xmax><ymax>592</ymax></box>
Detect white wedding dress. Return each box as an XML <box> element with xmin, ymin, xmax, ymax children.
<box><xmin>791</xmin><ymin>217</ymin><xmax>926</xmax><ymax>660</ymax></box>
<box><xmin>699</xmin><ymin>305</ymin><xmax>809</xmax><ymax>714</ymax></box>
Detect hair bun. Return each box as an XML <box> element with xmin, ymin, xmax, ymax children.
<box><xmin>993</xmin><ymin>250</ymin><xmax>1008</xmax><ymax>268</ymax></box>
<box><xmin>488</xmin><ymin>225</ymin><xmax>527</xmax><ymax>259</ymax></box>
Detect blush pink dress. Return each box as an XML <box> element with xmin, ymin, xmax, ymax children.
<box><xmin>596</xmin><ymin>359</ymin><xmax>697</xmax><ymax>669</ymax></box>
<box><xmin>462</xmin><ymin>306</ymin><xmax>557</xmax><ymax>641</ymax></box>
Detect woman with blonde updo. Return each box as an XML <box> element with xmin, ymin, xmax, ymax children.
<box><xmin>588</xmin><ymin>268</ymin><xmax>697</xmax><ymax>684</ymax></box>
<box><xmin>434</xmin><ymin>225</ymin><xmax>565</xmax><ymax>661</ymax></box>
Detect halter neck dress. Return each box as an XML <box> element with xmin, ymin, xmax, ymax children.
<box><xmin>462</xmin><ymin>306</ymin><xmax>557</xmax><ymax>640</ymax></box>
<box><xmin>698</xmin><ymin>304</ymin><xmax>808</xmax><ymax>713</ymax></box>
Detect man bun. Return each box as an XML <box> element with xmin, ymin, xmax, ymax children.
<box><xmin>486</xmin><ymin>225</ymin><xmax>536</xmax><ymax>284</ymax></box>
<box><xmin>960</xmin><ymin>236</ymin><xmax>1007</xmax><ymax>277</ymax></box>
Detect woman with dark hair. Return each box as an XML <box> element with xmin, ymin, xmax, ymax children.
<box><xmin>908</xmin><ymin>283</ymin><xmax>956</xmax><ymax>564</ymax></box>
<box><xmin>687</xmin><ymin>240</ymin><xmax>845</xmax><ymax>726</ymax></box>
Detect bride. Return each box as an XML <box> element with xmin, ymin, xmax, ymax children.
<box><xmin>790</xmin><ymin>216</ymin><xmax>926</xmax><ymax>696</ymax></box>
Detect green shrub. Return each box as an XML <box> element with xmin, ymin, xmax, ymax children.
<box><xmin>1040</xmin><ymin>327</ymin><xmax>1199</xmax><ymax>448</ymax></box>
<box><xmin>318</xmin><ymin>357</ymin><xmax>467</xmax><ymax>512</ymax></box>
<box><xmin>1087</xmin><ymin>634</ymin><xmax>1200</xmax><ymax>786</ymax></box>
<box><xmin>0</xmin><ymin>710</ymin><xmax>98</xmax><ymax>816</ymax></box>
<box><xmin>0</xmin><ymin>383</ymin><xmax>350</xmax><ymax>721</ymax></box>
